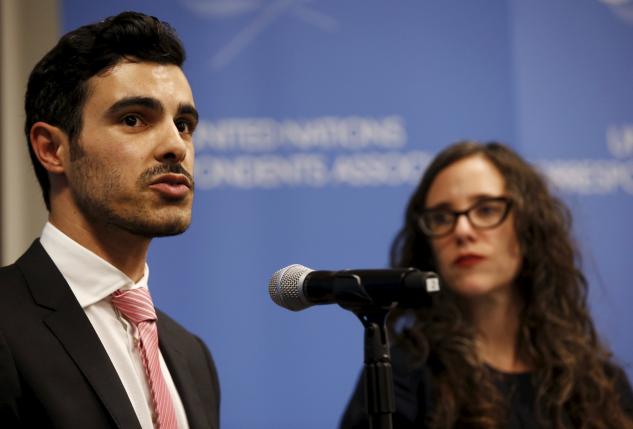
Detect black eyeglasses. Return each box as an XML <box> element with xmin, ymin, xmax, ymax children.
<box><xmin>418</xmin><ymin>196</ymin><xmax>513</xmax><ymax>238</ymax></box>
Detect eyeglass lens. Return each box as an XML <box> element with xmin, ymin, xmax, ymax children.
<box><xmin>420</xmin><ymin>198</ymin><xmax>511</xmax><ymax>237</ymax></box>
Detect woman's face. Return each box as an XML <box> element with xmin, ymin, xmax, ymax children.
<box><xmin>424</xmin><ymin>155</ymin><xmax>522</xmax><ymax>299</ymax></box>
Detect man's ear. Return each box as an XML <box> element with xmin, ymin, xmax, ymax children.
<box><xmin>29</xmin><ymin>122</ymin><xmax>70</xmax><ymax>174</ymax></box>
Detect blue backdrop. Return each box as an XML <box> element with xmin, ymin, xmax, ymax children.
<box><xmin>61</xmin><ymin>1</ymin><xmax>633</xmax><ymax>427</ymax></box>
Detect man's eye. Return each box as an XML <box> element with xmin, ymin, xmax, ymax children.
<box><xmin>122</xmin><ymin>115</ymin><xmax>142</xmax><ymax>127</ymax></box>
<box><xmin>175</xmin><ymin>119</ymin><xmax>195</xmax><ymax>134</ymax></box>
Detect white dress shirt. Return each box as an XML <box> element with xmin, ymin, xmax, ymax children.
<box><xmin>39</xmin><ymin>222</ymin><xmax>189</xmax><ymax>429</ymax></box>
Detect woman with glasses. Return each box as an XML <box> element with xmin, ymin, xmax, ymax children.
<box><xmin>340</xmin><ymin>141</ymin><xmax>633</xmax><ymax>428</ymax></box>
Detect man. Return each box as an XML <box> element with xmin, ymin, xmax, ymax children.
<box><xmin>0</xmin><ymin>11</ymin><xmax>220</xmax><ymax>428</ymax></box>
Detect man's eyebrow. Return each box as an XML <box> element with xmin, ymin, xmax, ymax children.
<box><xmin>106</xmin><ymin>96</ymin><xmax>164</xmax><ymax>116</ymax></box>
<box><xmin>177</xmin><ymin>103</ymin><xmax>199</xmax><ymax>123</ymax></box>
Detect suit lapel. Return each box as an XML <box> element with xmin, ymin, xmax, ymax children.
<box><xmin>158</xmin><ymin>316</ymin><xmax>213</xmax><ymax>429</ymax></box>
<box><xmin>16</xmin><ymin>241</ymin><xmax>142</xmax><ymax>429</ymax></box>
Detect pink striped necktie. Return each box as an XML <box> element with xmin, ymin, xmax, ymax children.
<box><xmin>111</xmin><ymin>288</ymin><xmax>179</xmax><ymax>429</ymax></box>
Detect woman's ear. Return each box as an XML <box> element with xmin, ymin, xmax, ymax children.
<box><xmin>29</xmin><ymin>122</ymin><xmax>70</xmax><ymax>174</ymax></box>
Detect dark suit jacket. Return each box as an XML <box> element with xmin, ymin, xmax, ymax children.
<box><xmin>0</xmin><ymin>241</ymin><xmax>220</xmax><ymax>428</ymax></box>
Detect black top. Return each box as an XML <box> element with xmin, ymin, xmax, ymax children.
<box><xmin>340</xmin><ymin>344</ymin><xmax>633</xmax><ymax>429</ymax></box>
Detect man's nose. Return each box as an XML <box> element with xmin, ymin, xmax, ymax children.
<box><xmin>155</xmin><ymin>121</ymin><xmax>188</xmax><ymax>164</ymax></box>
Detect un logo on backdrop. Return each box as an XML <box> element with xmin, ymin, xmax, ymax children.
<box><xmin>180</xmin><ymin>1</ymin><xmax>430</xmax><ymax>191</ymax></box>
<box><xmin>180</xmin><ymin>0</ymin><xmax>338</xmax><ymax>69</ymax></box>
<box><xmin>181</xmin><ymin>0</ymin><xmax>262</xmax><ymax>17</ymax></box>
<box><xmin>599</xmin><ymin>0</ymin><xmax>633</xmax><ymax>23</ymax></box>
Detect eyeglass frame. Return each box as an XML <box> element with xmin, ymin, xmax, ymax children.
<box><xmin>417</xmin><ymin>196</ymin><xmax>514</xmax><ymax>238</ymax></box>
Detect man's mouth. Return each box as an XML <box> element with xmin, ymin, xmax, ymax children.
<box><xmin>148</xmin><ymin>174</ymin><xmax>192</xmax><ymax>199</ymax></box>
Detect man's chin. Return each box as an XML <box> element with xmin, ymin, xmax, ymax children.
<box><xmin>149</xmin><ymin>222</ymin><xmax>191</xmax><ymax>238</ymax></box>
<box><xmin>114</xmin><ymin>213</ymin><xmax>192</xmax><ymax>238</ymax></box>
<box><xmin>132</xmin><ymin>220</ymin><xmax>191</xmax><ymax>238</ymax></box>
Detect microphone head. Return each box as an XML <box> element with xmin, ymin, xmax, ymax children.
<box><xmin>268</xmin><ymin>264</ymin><xmax>313</xmax><ymax>311</ymax></box>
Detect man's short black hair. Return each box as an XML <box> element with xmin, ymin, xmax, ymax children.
<box><xmin>24</xmin><ymin>11</ymin><xmax>186</xmax><ymax>209</ymax></box>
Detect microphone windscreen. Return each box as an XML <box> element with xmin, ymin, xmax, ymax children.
<box><xmin>268</xmin><ymin>264</ymin><xmax>313</xmax><ymax>311</ymax></box>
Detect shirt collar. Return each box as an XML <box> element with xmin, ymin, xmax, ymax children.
<box><xmin>39</xmin><ymin>221</ymin><xmax>150</xmax><ymax>308</ymax></box>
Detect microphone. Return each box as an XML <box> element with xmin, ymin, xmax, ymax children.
<box><xmin>268</xmin><ymin>264</ymin><xmax>440</xmax><ymax>311</ymax></box>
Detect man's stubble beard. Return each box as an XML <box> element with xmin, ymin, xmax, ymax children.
<box><xmin>68</xmin><ymin>154</ymin><xmax>193</xmax><ymax>239</ymax></box>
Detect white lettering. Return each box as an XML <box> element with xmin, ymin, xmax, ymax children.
<box><xmin>607</xmin><ymin>124</ymin><xmax>633</xmax><ymax>158</ymax></box>
<box><xmin>194</xmin><ymin>116</ymin><xmax>407</xmax><ymax>152</ymax></box>
<box><xmin>539</xmin><ymin>160</ymin><xmax>633</xmax><ymax>194</ymax></box>
<box><xmin>195</xmin><ymin>151</ymin><xmax>430</xmax><ymax>189</ymax></box>
<box><xmin>196</xmin><ymin>154</ymin><xmax>328</xmax><ymax>188</ymax></box>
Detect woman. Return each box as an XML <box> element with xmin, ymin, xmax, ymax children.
<box><xmin>340</xmin><ymin>141</ymin><xmax>633</xmax><ymax>428</ymax></box>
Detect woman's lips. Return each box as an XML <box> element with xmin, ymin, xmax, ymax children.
<box><xmin>454</xmin><ymin>254</ymin><xmax>485</xmax><ymax>267</ymax></box>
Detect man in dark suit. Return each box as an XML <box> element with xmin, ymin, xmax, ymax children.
<box><xmin>0</xmin><ymin>11</ymin><xmax>219</xmax><ymax>428</ymax></box>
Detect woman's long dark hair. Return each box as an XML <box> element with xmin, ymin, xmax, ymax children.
<box><xmin>389</xmin><ymin>141</ymin><xmax>632</xmax><ymax>428</ymax></box>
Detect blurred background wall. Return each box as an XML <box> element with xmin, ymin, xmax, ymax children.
<box><xmin>0</xmin><ymin>0</ymin><xmax>54</xmax><ymax>264</ymax></box>
<box><xmin>2</xmin><ymin>1</ymin><xmax>632</xmax><ymax>428</ymax></box>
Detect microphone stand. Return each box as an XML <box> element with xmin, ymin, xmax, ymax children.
<box><xmin>334</xmin><ymin>276</ymin><xmax>395</xmax><ymax>429</ymax></box>
<box><xmin>356</xmin><ymin>307</ymin><xmax>395</xmax><ymax>429</ymax></box>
